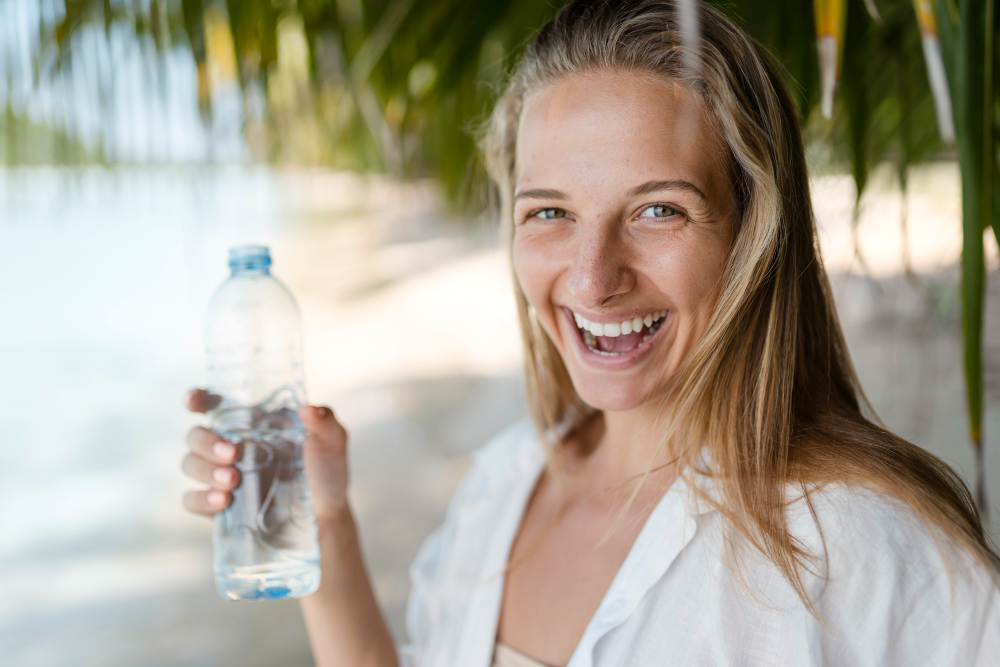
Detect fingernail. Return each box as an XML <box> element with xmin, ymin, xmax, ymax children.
<box><xmin>213</xmin><ymin>442</ymin><xmax>235</xmax><ymax>460</ymax></box>
<box><xmin>208</xmin><ymin>490</ymin><xmax>226</xmax><ymax>506</ymax></box>
<box><xmin>315</xmin><ymin>406</ymin><xmax>328</xmax><ymax>418</ymax></box>
<box><xmin>213</xmin><ymin>468</ymin><xmax>232</xmax><ymax>485</ymax></box>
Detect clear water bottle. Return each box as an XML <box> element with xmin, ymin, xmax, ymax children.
<box><xmin>204</xmin><ymin>245</ymin><xmax>320</xmax><ymax>601</ymax></box>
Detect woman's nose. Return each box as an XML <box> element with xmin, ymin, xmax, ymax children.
<box><xmin>566</xmin><ymin>226</ymin><xmax>635</xmax><ymax>309</ymax></box>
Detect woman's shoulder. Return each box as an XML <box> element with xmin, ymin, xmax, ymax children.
<box><xmin>469</xmin><ymin>418</ymin><xmax>542</xmax><ymax>475</ymax></box>
<box><xmin>781</xmin><ymin>482</ymin><xmax>987</xmax><ymax>581</ymax></box>
<box><xmin>408</xmin><ymin>418</ymin><xmax>541</xmax><ymax>576</ymax></box>
<box><xmin>786</xmin><ymin>482</ymin><xmax>929</xmax><ymax>551</ymax></box>
<box><xmin>785</xmin><ymin>482</ymin><xmax>976</xmax><ymax>567</ymax></box>
<box><xmin>692</xmin><ymin>481</ymin><xmax>1000</xmax><ymax>662</ymax></box>
<box><xmin>448</xmin><ymin>418</ymin><xmax>543</xmax><ymax>507</ymax></box>
<box><xmin>782</xmin><ymin>482</ymin><xmax>999</xmax><ymax>629</ymax></box>
<box><xmin>692</xmin><ymin>475</ymin><xmax>996</xmax><ymax>596</ymax></box>
<box><xmin>404</xmin><ymin>419</ymin><xmax>542</xmax><ymax>655</ymax></box>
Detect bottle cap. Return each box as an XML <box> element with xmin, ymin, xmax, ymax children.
<box><xmin>229</xmin><ymin>245</ymin><xmax>272</xmax><ymax>273</ymax></box>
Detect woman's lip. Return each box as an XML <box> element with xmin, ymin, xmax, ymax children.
<box><xmin>559</xmin><ymin>306</ymin><xmax>671</xmax><ymax>370</ymax></box>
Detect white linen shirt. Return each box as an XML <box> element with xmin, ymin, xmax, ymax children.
<box><xmin>398</xmin><ymin>420</ymin><xmax>1000</xmax><ymax>666</ymax></box>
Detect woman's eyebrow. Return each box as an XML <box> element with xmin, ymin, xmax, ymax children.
<box><xmin>513</xmin><ymin>180</ymin><xmax>707</xmax><ymax>202</ymax></box>
<box><xmin>627</xmin><ymin>179</ymin><xmax>707</xmax><ymax>201</ymax></box>
<box><xmin>513</xmin><ymin>188</ymin><xmax>568</xmax><ymax>201</ymax></box>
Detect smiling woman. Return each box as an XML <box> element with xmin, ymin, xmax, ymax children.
<box><xmin>510</xmin><ymin>72</ymin><xmax>734</xmax><ymax>410</ymax></box>
<box><xmin>475</xmin><ymin>0</ymin><xmax>1000</xmax><ymax>665</ymax></box>
<box><xmin>179</xmin><ymin>1</ymin><xmax>1000</xmax><ymax>666</ymax></box>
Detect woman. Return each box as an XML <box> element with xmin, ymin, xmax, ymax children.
<box><xmin>182</xmin><ymin>1</ymin><xmax>1000</xmax><ymax>665</ymax></box>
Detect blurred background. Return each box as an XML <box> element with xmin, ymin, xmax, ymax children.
<box><xmin>1</xmin><ymin>0</ymin><xmax>999</xmax><ymax>665</ymax></box>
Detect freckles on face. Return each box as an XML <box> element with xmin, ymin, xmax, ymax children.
<box><xmin>510</xmin><ymin>70</ymin><xmax>736</xmax><ymax>412</ymax></box>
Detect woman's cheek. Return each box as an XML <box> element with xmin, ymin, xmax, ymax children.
<box><xmin>643</xmin><ymin>238</ymin><xmax>724</xmax><ymax>311</ymax></box>
<box><xmin>512</xmin><ymin>236</ymin><xmax>550</xmax><ymax>304</ymax></box>
<box><xmin>512</xmin><ymin>236</ymin><xmax>564</xmax><ymax>336</ymax></box>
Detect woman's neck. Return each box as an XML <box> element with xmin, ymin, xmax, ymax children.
<box><xmin>562</xmin><ymin>401</ymin><xmax>678</xmax><ymax>492</ymax></box>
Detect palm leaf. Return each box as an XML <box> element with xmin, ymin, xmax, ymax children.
<box><xmin>935</xmin><ymin>0</ymin><xmax>993</xmax><ymax>513</ymax></box>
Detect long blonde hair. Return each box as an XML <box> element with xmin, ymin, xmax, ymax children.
<box><xmin>481</xmin><ymin>0</ymin><xmax>999</xmax><ymax>607</ymax></box>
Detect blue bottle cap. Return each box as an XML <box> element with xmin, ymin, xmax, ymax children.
<box><xmin>229</xmin><ymin>245</ymin><xmax>272</xmax><ymax>273</ymax></box>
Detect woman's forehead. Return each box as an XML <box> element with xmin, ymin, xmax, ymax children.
<box><xmin>514</xmin><ymin>71</ymin><xmax>729</xmax><ymax>200</ymax></box>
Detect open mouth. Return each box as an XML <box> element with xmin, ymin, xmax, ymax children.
<box><xmin>570</xmin><ymin>308</ymin><xmax>669</xmax><ymax>357</ymax></box>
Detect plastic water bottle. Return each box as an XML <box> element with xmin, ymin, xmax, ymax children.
<box><xmin>204</xmin><ymin>245</ymin><xmax>320</xmax><ymax>601</ymax></box>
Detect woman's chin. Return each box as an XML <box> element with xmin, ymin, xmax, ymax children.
<box><xmin>569</xmin><ymin>375</ymin><xmax>653</xmax><ymax>413</ymax></box>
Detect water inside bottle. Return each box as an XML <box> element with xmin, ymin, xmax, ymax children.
<box><xmin>210</xmin><ymin>386</ymin><xmax>321</xmax><ymax>601</ymax></box>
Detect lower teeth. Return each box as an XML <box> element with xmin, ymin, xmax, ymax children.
<box><xmin>581</xmin><ymin>321</ymin><xmax>661</xmax><ymax>355</ymax></box>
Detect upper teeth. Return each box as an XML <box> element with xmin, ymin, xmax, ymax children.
<box><xmin>573</xmin><ymin>310</ymin><xmax>667</xmax><ymax>337</ymax></box>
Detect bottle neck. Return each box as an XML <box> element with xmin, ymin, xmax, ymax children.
<box><xmin>230</xmin><ymin>264</ymin><xmax>271</xmax><ymax>276</ymax></box>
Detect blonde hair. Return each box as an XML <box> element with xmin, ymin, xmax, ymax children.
<box><xmin>481</xmin><ymin>0</ymin><xmax>999</xmax><ymax>608</ymax></box>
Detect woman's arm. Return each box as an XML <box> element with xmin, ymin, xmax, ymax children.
<box><xmin>300</xmin><ymin>508</ymin><xmax>398</xmax><ymax>667</ymax></box>
<box><xmin>296</xmin><ymin>405</ymin><xmax>398</xmax><ymax>667</ymax></box>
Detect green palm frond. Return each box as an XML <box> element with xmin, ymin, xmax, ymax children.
<box><xmin>931</xmin><ymin>0</ymin><xmax>996</xmax><ymax>511</ymax></box>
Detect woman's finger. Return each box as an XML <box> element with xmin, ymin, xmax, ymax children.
<box><xmin>185</xmin><ymin>426</ymin><xmax>239</xmax><ymax>464</ymax></box>
<box><xmin>298</xmin><ymin>404</ymin><xmax>351</xmax><ymax>520</ymax></box>
<box><xmin>299</xmin><ymin>405</ymin><xmax>347</xmax><ymax>454</ymax></box>
<box><xmin>183</xmin><ymin>489</ymin><xmax>231</xmax><ymax>516</ymax></box>
<box><xmin>181</xmin><ymin>452</ymin><xmax>241</xmax><ymax>489</ymax></box>
<box><xmin>185</xmin><ymin>388</ymin><xmax>222</xmax><ymax>414</ymax></box>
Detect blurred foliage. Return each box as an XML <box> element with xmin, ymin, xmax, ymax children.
<box><xmin>5</xmin><ymin>1</ymin><xmax>985</xmax><ymax>208</ymax></box>
<box><xmin>15</xmin><ymin>0</ymin><xmax>561</xmax><ymax>203</ymax></box>
<box><xmin>1</xmin><ymin>110</ymin><xmax>95</xmax><ymax>165</ymax></box>
<box><xmin>0</xmin><ymin>1</ymin><xmax>986</xmax><ymax>202</ymax></box>
<box><xmin>4</xmin><ymin>0</ymin><xmax>999</xmax><ymax>506</ymax></box>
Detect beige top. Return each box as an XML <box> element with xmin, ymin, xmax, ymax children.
<box><xmin>491</xmin><ymin>641</ymin><xmax>558</xmax><ymax>667</ymax></box>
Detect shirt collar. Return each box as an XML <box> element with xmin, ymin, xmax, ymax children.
<box><xmin>568</xmin><ymin>473</ymin><xmax>704</xmax><ymax>667</ymax></box>
<box><xmin>514</xmin><ymin>426</ymin><xmax>723</xmax><ymax>667</ymax></box>
<box><xmin>454</xmin><ymin>423</ymin><xmax>723</xmax><ymax>667</ymax></box>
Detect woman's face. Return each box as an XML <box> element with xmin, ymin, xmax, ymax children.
<box><xmin>512</xmin><ymin>70</ymin><xmax>737</xmax><ymax>412</ymax></box>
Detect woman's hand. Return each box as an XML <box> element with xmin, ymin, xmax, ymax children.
<box><xmin>182</xmin><ymin>388</ymin><xmax>395</xmax><ymax>665</ymax></box>
<box><xmin>181</xmin><ymin>389</ymin><xmax>351</xmax><ymax>523</ymax></box>
<box><xmin>181</xmin><ymin>389</ymin><xmax>236</xmax><ymax>515</ymax></box>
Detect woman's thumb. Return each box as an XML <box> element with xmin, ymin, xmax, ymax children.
<box><xmin>300</xmin><ymin>405</ymin><xmax>347</xmax><ymax>455</ymax></box>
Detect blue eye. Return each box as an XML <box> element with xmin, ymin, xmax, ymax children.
<box><xmin>536</xmin><ymin>208</ymin><xmax>568</xmax><ymax>219</ymax></box>
<box><xmin>638</xmin><ymin>204</ymin><xmax>678</xmax><ymax>218</ymax></box>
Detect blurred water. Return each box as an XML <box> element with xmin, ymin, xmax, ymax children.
<box><xmin>0</xmin><ymin>164</ymin><xmax>998</xmax><ymax>665</ymax></box>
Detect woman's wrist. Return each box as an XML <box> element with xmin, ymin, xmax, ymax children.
<box><xmin>315</xmin><ymin>503</ymin><xmax>357</xmax><ymax>543</ymax></box>
<box><xmin>301</xmin><ymin>500</ymin><xmax>397</xmax><ymax>667</ymax></box>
